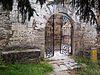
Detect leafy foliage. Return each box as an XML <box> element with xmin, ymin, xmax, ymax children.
<box><xmin>74</xmin><ymin>56</ymin><xmax>100</xmax><ymax>75</ymax></box>
<box><xmin>17</xmin><ymin>0</ymin><xmax>39</xmax><ymax>23</ymax></box>
<box><xmin>36</xmin><ymin>0</ymin><xmax>46</xmax><ymax>8</ymax></box>
<box><xmin>0</xmin><ymin>0</ymin><xmax>13</xmax><ymax>11</ymax></box>
<box><xmin>0</xmin><ymin>49</ymin><xmax>3</xmax><ymax>65</ymax></box>
<box><xmin>72</xmin><ymin>0</ymin><xmax>100</xmax><ymax>24</ymax></box>
<box><xmin>0</xmin><ymin>0</ymin><xmax>100</xmax><ymax>26</ymax></box>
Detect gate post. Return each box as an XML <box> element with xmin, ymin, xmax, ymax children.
<box><xmin>70</xmin><ymin>21</ymin><xmax>75</xmax><ymax>55</ymax></box>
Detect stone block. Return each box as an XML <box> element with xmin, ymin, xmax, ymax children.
<box><xmin>2</xmin><ymin>49</ymin><xmax>41</xmax><ymax>64</ymax></box>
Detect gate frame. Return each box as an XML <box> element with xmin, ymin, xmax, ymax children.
<box><xmin>45</xmin><ymin>12</ymin><xmax>75</xmax><ymax>57</ymax></box>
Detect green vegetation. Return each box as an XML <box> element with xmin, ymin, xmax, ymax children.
<box><xmin>0</xmin><ymin>63</ymin><xmax>53</xmax><ymax>75</ymax></box>
<box><xmin>73</xmin><ymin>56</ymin><xmax>100</xmax><ymax>75</ymax></box>
<box><xmin>0</xmin><ymin>49</ymin><xmax>3</xmax><ymax>65</ymax></box>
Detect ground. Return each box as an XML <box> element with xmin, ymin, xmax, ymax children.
<box><xmin>46</xmin><ymin>51</ymin><xmax>77</xmax><ymax>75</ymax></box>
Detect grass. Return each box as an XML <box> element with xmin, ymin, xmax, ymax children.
<box><xmin>0</xmin><ymin>63</ymin><xmax>53</xmax><ymax>75</ymax></box>
<box><xmin>73</xmin><ymin>56</ymin><xmax>100</xmax><ymax>75</ymax></box>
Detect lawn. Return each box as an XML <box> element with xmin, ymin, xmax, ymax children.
<box><xmin>0</xmin><ymin>63</ymin><xmax>53</xmax><ymax>75</ymax></box>
<box><xmin>73</xmin><ymin>56</ymin><xmax>100</xmax><ymax>75</ymax></box>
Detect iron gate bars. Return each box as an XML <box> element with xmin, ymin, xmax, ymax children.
<box><xmin>45</xmin><ymin>12</ymin><xmax>74</xmax><ymax>57</ymax></box>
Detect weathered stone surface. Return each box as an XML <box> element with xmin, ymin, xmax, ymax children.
<box><xmin>0</xmin><ymin>11</ymin><xmax>12</xmax><ymax>48</ymax></box>
<box><xmin>2</xmin><ymin>49</ymin><xmax>41</xmax><ymax>64</ymax></box>
<box><xmin>7</xmin><ymin>27</ymin><xmax>45</xmax><ymax>49</ymax></box>
<box><xmin>0</xmin><ymin>28</ymin><xmax>9</xmax><ymax>39</ymax></box>
<box><xmin>47</xmin><ymin>51</ymin><xmax>78</xmax><ymax>75</ymax></box>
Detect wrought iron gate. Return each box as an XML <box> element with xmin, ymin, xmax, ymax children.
<box><xmin>45</xmin><ymin>13</ymin><xmax>73</xmax><ymax>57</ymax></box>
<box><xmin>45</xmin><ymin>20</ymin><xmax>54</xmax><ymax>57</ymax></box>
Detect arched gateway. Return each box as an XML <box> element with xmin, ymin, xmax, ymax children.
<box><xmin>45</xmin><ymin>12</ymin><xmax>75</xmax><ymax>57</ymax></box>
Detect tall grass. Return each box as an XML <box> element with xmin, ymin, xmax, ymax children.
<box><xmin>0</xmin><ymin>63</ymin><xmax>53</xmax><ymax>75</ymax></box>
<box><xmin>73</xmin><ymin>56</ymin><xmax>100</xmax><ymax>75</ymax></box>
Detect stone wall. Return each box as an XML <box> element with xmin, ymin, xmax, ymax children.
<box><xmin>0</xmin><ymin>0</ymin><xmax>97</xmax><ymax>57</ymax></box>
<box><xmin>8</xmin><ymin>23</ymin><xmax>45</xmax><ymax>48</ymax></box>
<box><xmin>0</xmin><ymin>11</ymin><xmax>45</xmax><ymax>58</ymax></box>
<box><xmin>0</xmin><ymin>11</ymin><xmax>12</xmax><ymax>49</ymax></box>
<box><xmin>5</xmin><ymin>22</ymin><xmax>45</xmax><ymax>58</ymax></box>
<box><xmin>2</xmin><ymin>49</ymin><xmax>41</xmax><ymax>64</ymax></box>
<box><xmin>0</xmin><ymin>1</ymin><xmax>50</xmax><ymax>61</ymax></box>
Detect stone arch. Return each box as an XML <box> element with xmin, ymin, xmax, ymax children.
<box><xmin>45</xmin><ymin>12</ymin><xmax>75</xmax><ymax>57</ymax></box>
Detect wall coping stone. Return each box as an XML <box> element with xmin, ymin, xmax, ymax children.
<box><xmin>2</xmin><ymin>49</ymin><xmax>40</xmax><ymax>54</ymax></box>
<box><xmin>2</xmin><ymin>49</ymin><xmax>41</xmax><ymax>64</ymax></box>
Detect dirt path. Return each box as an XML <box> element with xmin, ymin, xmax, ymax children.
<box><xmin>46</xmin><ymin>51</ymin><xmax>77</xmax><ymax>75</ymax></box>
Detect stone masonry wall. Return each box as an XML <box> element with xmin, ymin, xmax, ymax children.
<box><xmin>0</xmin><ymin>0</ymin><xmax>97</xmax><ymax>57</ymax></box>
<box><xmin>7</xmin><ymin>22</ymin><xmax>45</xmax><ymax>58</ymax></box>
<box><xmin>2</xmin><ymin>49</ymin><xmax>41</xmax><ymax>64</ymax></box>
<box><xmin>0</xmin><ymin>11</ymin><xmax>12</xmax><ymax>49</ymax></box>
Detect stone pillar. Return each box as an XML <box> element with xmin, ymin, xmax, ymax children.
<box><xmin>96</xmin><ymin>11</ymin><xmax>100</xmax><ymax>46</ymax></box>
<box><xmin>72</xmin><ymin>22</ymin><xmax>75</xmax><ymax>55</ymax></box>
